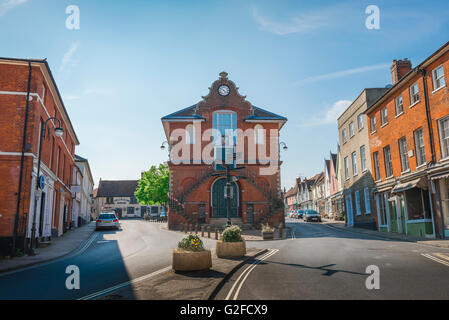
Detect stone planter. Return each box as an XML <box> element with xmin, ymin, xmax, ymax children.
<box><xmin>172</xmin><ymin>249</ymin><xmax>212</xmax><ymax>272</ymax></box>
<box><xmin>262</xmin><ymin>231</ymin><xmax>274</xmax><ymax>240</ymax></box>
<box><xmin>216</xmin><ymin>240</ymin><xmax>246</xmax><ymax>258</ymax></box>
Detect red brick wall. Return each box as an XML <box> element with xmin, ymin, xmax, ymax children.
<box><xmin>0</xmin><ymin>61</ymin><xmax>76</xmax><ymax>241</ymax></box>
<box><xmin>367</xmin><ymin>50</ymin><xmax>449</xmax><ymax>180</ymax></box>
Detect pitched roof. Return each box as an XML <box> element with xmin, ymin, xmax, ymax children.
<box><xmin>284</xmin><ymin>186</ymin><xmax>297</xmax><ymax>198</ymax></box>
<box><xmin>161</xmin><ymin>104</ymin><xmax>205</xmax><ymax>121</ymax></box>
<box><xmin>244</xmin><ymin>106</ymin><xmax>287</xmax><ymax>121</ymax></box>
<box><xmin>96</xmin><ymin>180</ymin><xmax>138</xmax><ymax>198</ymax></box>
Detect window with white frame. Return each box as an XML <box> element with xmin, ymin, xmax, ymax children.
<box><xmin>342</xmin><ymin>129</ymin><xmax>348</xmax><ymax>144</ymax></box>
<box><xmin>381</xmin><ymin>107</ymin><xmax>388</xmax><ymax>126</ymax></box>
<box><xmin>351</xmin><ymin>151</ymin><xmax>357</xmax><ymax>176</ymax></box>
<box><xmin>185</xmin><ymin>124</ymin><xmax>195</xmax><ymax>144</ymax></box>
<box><xmin>344</xmin><ymin>156</ymin><xmax>349</xmax><ymax>179</ymax></box>
<box><xmin>395</xmin><ymin>95</ymin><xmax>403</xmax><ymax>115</ymax></box>
<box><xmin>414</xmin><ymin>128</ymin><xmax>426</xmax><ymax>166</ymax></box>
<box><xmin>410</xmin><ymin>82</ymin><xmax>419</xmax><ymax>105</ymax></box>
<box><xmin>373</xmin><ymin>152</ymin><xmax>380</xmax><ymax>180</ymax></box>
<box><xmin>254</xmin><ymin>124</ymin><xmax>265</xmax><ymax>145</ymax></box>
<box><xmin>355</xmin><ymin>191</ymin><xmax>361</xmax><ymax>215</ymax></box>
<box><xmin>432</xmin><ymin>65</ymin><xmax>446</xmax><ymax>91</ymax></box>
<box><xmin>360</xmin><ymin>145</ymin><xmax>366</xmax><ymax>172</ymax></box>
<box><xmin>398</xmin><ymin>136</ymin><xmax>409</xmax><ymax>172</ymax></box>
<box><xmin>383</xmin><ymin>145</ymin><xmax>393</xmax><ymax>177</ymax></box>
<box><xmin>370</xmin><ymin>116</ymin><xmax>377</xmax><ymax>133</ymax></box>
<box><xmin>364</xmin><ymin>187</ymin><xmax>371</xmax><ymax>214</ymax></box>
<box><xmin>349</xmin><ymin>122</ymin><xmax>355</xmax><ymax>137</ymax></box>
<box><xmin>438</xmin><ymin>116</ymin><xmax>449</xmax><ymax>159</ymax></box>
<box><xmin>357</xmin><ymin>114</ymin><xmax>364</xmax><ymax>131</ymax></box>
<box><xmin>213</xmin><ymin>111</ymin><xmax>237</xmax><ymax>163</ymax></box>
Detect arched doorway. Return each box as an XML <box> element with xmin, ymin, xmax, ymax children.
<box><xmin>211</xmin><ymin>178</ymin><xmax>239</xmax><ymax>218</ymax></box>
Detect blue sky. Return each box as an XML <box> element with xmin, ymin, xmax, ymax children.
<box><xmin>1</xmin><ymin>0</ymin><xmax>449</xmax><ymax>189</ymax></box>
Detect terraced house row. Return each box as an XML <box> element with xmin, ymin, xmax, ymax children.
<box><xmin>288</xmin><ymin>40</ymin><xmax>449</xmax><ymax>240</ymax></box>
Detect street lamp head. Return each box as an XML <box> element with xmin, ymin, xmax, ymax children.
<box><xmin>160</xmin><ymin>144</ymin><xmax>166</xmax><ymax>150</ymax></box>
<box><xmin>283</xmin><ymin>145</ymin><xmax>288</xmax><ymax>151</ymax></box>
<box><xmin>54</xmin><ymin>127</ymin><xmax>64</xmax><ymax>137</ymax></box>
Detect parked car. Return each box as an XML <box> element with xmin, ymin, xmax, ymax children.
<box><xmin>303</xmin><ymin>210</ymin><xmax>322</xmax><ymax>222</ymax></box>
<box><xmin>145</xmin><ymin>205</ymin><xmax>165</xmax><ymax>220</ymax></box>
<box><xmin>296</xmin><ymin>210</ymin><xmax>305</xmax><ymax>219</ymax></box>
<box><xmin>96</xmin><ymin>213</ymin><xmax>120</xmax><ymax>230</ymax></box>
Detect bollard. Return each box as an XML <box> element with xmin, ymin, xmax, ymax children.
<box><xmin>195</xmin><ymin>224</ymin><xmax>198</xmax><ymax>235</ymax></box>
<box><xmin>201</xmin><ymin>226</ymin><xmax>205</xmax><ymax>237</ymax></box>
<box><xmin>184</xmin><ymin>224</ymin><xmax>187</xmax><ymax>233</ymax></box>
<box><xmin>207</xmin><ymin>226</ymin><xmax>211</xmax><ymax>238</ymax></box>
<box><xmin>215</xmin><ymin>228</ymin><xmax>218</xmax><ymax>240</ymax></box>
<box><xmin>279</xmin><ymin>227</ymin><xmax>283</xmax><ymax>239</ymax></box>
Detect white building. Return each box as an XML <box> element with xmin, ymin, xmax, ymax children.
<box><xmin>72</xmin><ymin>155</ymin><xmax>94</xmax><ymax>225</ymax></box>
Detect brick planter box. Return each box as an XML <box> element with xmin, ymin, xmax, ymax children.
<box><xmin>172</xmin><ymin>249</ymin><xmax>212</xmax><ymax>272</ymax></box>
<box><xmin>216</xmin><ymin>241</ymin><xmax>246</xmax><ymax>258</ymax></box>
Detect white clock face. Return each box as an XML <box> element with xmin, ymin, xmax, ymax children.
<box><xmin>218</xmin><ymin>85</ymin><xmax>230</xmax><ymax>96</ymax></box>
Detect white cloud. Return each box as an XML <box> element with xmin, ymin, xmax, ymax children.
<box><xmin>300</xmin><ymin>100</ymin><xmax>352</xmax><ymax>127</ymax></box>
<box><xmin>252</xmin><ymin>7</ymin><xmax>329</xmax><ymax>35</ymax></box>
<box><xmin>58</xmin><ymin>42</ymin><xmax>79</xmax><ymax>80</ymax></box>
<box><xmin>0</xmin><ymin>0</ymin><xmax>27</xmax><ymax>16</ymax></box>
<box><xmin>294</xmin><ymin>63</ymin><xmax>390</xmax><ymax>87</ymax></box>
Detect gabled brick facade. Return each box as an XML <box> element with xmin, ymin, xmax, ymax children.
<box><xmin>162</xmin><ymin>72</ymin><xmax>287</xmax><ymax>229</ymax></box>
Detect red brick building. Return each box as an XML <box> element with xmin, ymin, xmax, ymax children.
<box><xmin>0</xmin><ymin>58</ymin><xmax>79</xmax><ymax>255</ymax></box>
<box><xmin>366</xmin><ymin>41</ymin><xmax>449</xmax><ymax>239</ymax></box>
<box><xmin>161</xmin><ymin>72</ymin><xmax>287</xmax><ymax>229</ymax></box>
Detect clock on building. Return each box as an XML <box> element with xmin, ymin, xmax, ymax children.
<box><xmin>218</xmin><ymin>85</ymin><xmax>230</xmax><ymax>96</ymax></box>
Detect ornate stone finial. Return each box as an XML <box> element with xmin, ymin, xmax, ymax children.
<box><xmin>219</xmin><ymin>71</ymin><xmax>228</xmax><ymax>79</ymax></box>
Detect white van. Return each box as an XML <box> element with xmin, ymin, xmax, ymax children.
<box><xmin>145</xmin><ymin>205</ymin><xmax>165</xmax><ymax>220</ymax></box>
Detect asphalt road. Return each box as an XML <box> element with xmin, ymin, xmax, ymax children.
<box><xmin>0</xmin><ymin>219</ymin><xmax>216</xmax><ymax>300</ymax></box>
<box><xmin>214</xmin><ymin>218</ymin><xmax>449</xmax><ymax>300</ymax></box>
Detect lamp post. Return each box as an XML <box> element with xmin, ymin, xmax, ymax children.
<box><xmin>29</xmin><ymin>117</ymin><xmax>64</xmax><ymax>256</ymax></box>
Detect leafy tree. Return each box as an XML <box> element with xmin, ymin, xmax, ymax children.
<box><xmin>135</xmin><ymin>163</ymin><xmax>169</xmax><ymax>206</ymax></box>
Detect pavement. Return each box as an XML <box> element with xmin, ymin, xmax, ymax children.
<box><xmin>213</xmin><ymin>218</ymin><xmax>449</xmax><ymax>300</ymax></box>
<box><xmin>321</xmin><ymin>219</ymin><xmax>449</xmax><ymax>249</ymax></box>
<box><xmin>99</xmin><ymin>247</ymin><xmax>267</xmax><ymax>300</ymax></box>
<box><xmin>0</xmin><ymin>222</ymin><xmax>96</xmax><ymax>274</ymax></box>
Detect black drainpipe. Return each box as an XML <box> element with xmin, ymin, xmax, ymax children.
<box><xmin>419</xmin><ymin>68</ymin><xmax>435</xmax><ymax>164</ymax></box>
<box><xmin>12</xmin><ymin>62</ymin><xmax>33</xmax><ymax>256</ymax></box>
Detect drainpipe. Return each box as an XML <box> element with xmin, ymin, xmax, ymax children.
<box><xmin>12</xmin><ymin>62</ymin><xmax>33</xmax><ymax>256</ymax></box>
<box><xmin>419</xmin><ymin>69</ymin><xmax>435</xmax><ymax>164</ymax></box>
<box><xmin>420</xmin><ymin>68</ymin><xmax>438</xmax><ymax>238</ymax></box>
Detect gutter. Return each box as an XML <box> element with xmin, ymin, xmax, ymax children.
<box><xmin>12</xmin><ymin>62</ymin><xmax>32</xmax><ymax>256</ymax></box>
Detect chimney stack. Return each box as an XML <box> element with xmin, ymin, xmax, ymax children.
<box><xmin>390</xmin><ymin>59</ymin><xmax>412</xmax><ymax>85</ymax></box>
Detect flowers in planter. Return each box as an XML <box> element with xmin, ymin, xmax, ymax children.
<box><xmin>178</xmin><ymin>234</ymin><xmax>205</xmax><ymax>252</ymax></box>
<box><xmin>262</xmin><ymin>224</ymin><xmax>274</xmax><ymax>233</ymax></box>
<box><xmin>221</xmin><ymin>225</ymin><xmax>243</xmax><ymax>242</ymax></box>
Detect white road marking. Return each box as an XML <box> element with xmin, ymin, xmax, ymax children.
<box><xmin>421</xmin><ymin>253</ymin><xmax>449</xmax><ymax>267</ymax></box>
<box><xmin>78</xmin><ymin>266</ymin><xmax>172</xmax><ymax>300</ymax></box>
<box><xmin>225</xmin><ymin>249</ymin><xmax>279</xmax><ymax>300</ymax></box>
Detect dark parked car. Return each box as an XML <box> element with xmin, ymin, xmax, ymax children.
<box><xmin>303</xmin><ymin>210</ymin><xmax>322</xmax><ymax>222</ymax></box>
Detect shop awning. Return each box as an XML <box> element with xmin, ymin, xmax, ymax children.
<box><xmin>391</xmin><ymin>177</ymin><xmax>428</xmax><ymax>193</ymax></box>
<box><xmin>430</xmin><ymin>172</ymin><xmax>449</xmax><ymax>180</ymax></box>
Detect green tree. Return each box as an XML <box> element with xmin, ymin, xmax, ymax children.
<box><xmin>135</xmin><ymin>163</ymin><xmax>169</xmax><ymax>206</ymax></box>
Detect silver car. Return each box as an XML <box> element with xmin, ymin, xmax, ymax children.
<box><xmin>96</xmin><ymin>213</ymin><xmax>120</xmax><ymax>230</ymax></box>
